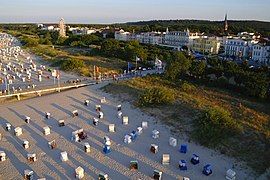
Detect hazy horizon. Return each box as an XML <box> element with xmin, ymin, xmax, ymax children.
<box><xmin>0</xmin><ymin>0</ymin><xmax>269</xmax><ymax>24</ymax></box>
<box><xmin>0</xmin><ymin>18</ymin><xmax>269</xmax><ymax>25</ymax></box>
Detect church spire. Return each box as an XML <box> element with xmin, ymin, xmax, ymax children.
<box><xmin>224</xmin><ymin>13</ymin><xmax>228</xmax><ymax>32</ymax></box>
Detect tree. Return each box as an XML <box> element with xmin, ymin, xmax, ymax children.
<box><xmin>165</xmin><ymin>52</ymin><xmax>191</xmax><ymax>81</ymax></box>
<box><xmin>207</xmin><ymin>58</ymin><xmax>224</xmax><ymax>77</ymax></box>
<box><xmin>242</xmin><ymin>72</ymin><xmax>269</xmax><ymax>98</ymax></box>
<box><xmin>190</xmin><ymin>60</ymin><xmax>206</xmax><ymax>77</ymax></box>
<box><xmin>64</xmin><ymin>35</ymin><xmax>81</xmax><ymax>46</ymax></box>
<box><xmin>50</xmin><ymin>31</ymin><xmax>60</xmax><ymax>44</ymax></box>
<box><xmin>56</xmin><ymin>36</ymin><xmax>67</xmax><ymax>45</ymax></box>
<box><xmin>223</xmin><ymin>61</ymin><xmax>241</xmax><ymax>76</ymax></box>
<box><xmin>81</xmin><ymin>34</ymin><xmax>102</xmax><ymax>46</ymax></box>
<box><xmin>101</xmin><ymin>39</ymin><xmax>121</xmax><ymax>58</ymax></box>
<box><xmin>38</xmin><ymin>32</ymin><xmax>52</xmax><ymax>45</ymax></box>
<box><xmin>124</xmin><ymin>41</ymin><xmax>148</xmax><ymax>61</ymax></box>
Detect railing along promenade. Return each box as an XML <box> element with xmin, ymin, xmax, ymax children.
<box><xmin>0</xmin><ymin>81</ymin><xmax>95</xmax><ymax>101</ymax></box>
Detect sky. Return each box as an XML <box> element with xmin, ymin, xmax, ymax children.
<box><xmin>0</xmin><ymin>0</ymin><xmax>269</xmax><ymax>24</ymax></box>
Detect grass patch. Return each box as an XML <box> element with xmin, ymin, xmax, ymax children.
<box><xmin>139</xmin><ymin>86</ymin><xmax>175</xmax><ymax>107</ymax></box>
<box><xmin>24</xmin><ymin>45</ymin><xmax>127</xmax><ymax>76</ymax></box>
<box><xmin>192</xmin><ymin>106</ymin><xmax>242</xmax><ymax>146</ymax></box>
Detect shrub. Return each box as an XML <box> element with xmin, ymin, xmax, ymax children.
<box><xmin>216</xmin><ymin>76</ymin><xmax>229</xmax><ymax>87</ymax></box>
<box><xmin>50</xmin><ymin>59</ymin><xmax>65</xmax><ymax>67</ymax></box>
<box><xmin>180</xmin><ymin>81</ymin><xmax>196</xmax><ymax>92</ymax></box>
<box><xmin>242</xmin><ymin>72</ymin><xmax>269</xmax><ymax>99</ymax></box>
<box><xmin>39</xmin><ymin>38</ymin><xmax>52</xmax><ymax>45</ymax></box>
<box><xmin>60</xmin><ymin>58</ymin><xmax>85</xmax><ymax>71</ymax></box>
<box><xmin>80</xmin><ymin>67</ymin><xmax>91</xmax><ymax>77</ymax></box>
<box><xmin>44</xmin><ymin>48</ymin><xmax>59</xmax><ymax>57</ymax></box>
<box><xmin>193</xmin><ymin>106</ymin><xmax>242</xmax><ymax>146</ymax></box>
<box><xmin>139</xmin><ymin>87</ymin><xmax>175</xmax><ymax>106</ymax></box>
<box><xmin>31</xmin><ymin>46</ymin><xmax>58</xmax><ymax>57</ymax></box>
<box><xmin>22</xmin><ymin>36</ymin><xmax>39</xmax><ymax>47</ymax></box>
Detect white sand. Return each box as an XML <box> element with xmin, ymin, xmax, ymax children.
<box><xmin>0</xmin><ymin>82</ymin><xmax>256</xmax><ymax>180</ymax></box>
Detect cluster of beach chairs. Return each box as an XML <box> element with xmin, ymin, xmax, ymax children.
<box><xmin>0</xmin><ymin>34</ymin><xmax>51</xmax><ymax>94</ymax></box>
<box><xmin>0</xmin><ymin>94</ymin><xmax>237</xmax><ymax>180</ymax></box>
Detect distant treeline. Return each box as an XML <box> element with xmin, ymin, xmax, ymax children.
<box><xmin>1</xmin><ymin>19</ymin><xmax>270</xmax><ymax>37</ymax></box>
<box><xmin>115</xmin><ymin>20</ymin><xmax>270</xmax><ymax>37</ymax></box>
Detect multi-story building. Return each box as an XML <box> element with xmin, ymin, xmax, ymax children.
<box><xmin>136</xmin><ymin>33</ymin><xmax>149</xmax><ymax>44</ymax></box>
<box><xmin>252</xmin><ymin>41</ymin><xmax>270</xmax><ymax>64</ymax></box>
<box><xmin>136</xmin><ymin>32</ymin><xmax>163</xmax><ymax>45</ymax></box>
<box><xmin>150</xmin><ymin>35</ymin><xmax>164</xmax><ymax>45</ymax></box>
<box><xmin>192</xmin><ymin>36</ymin><xmax>221</xmax><ymax>54</ymax></box>
<box><xmin>114</xmin><ymin>27</ymin><xmax>269</xmax><ymax>64</ymax></box>
<box><xmin>224</xmin><ymin>37</ymin><xmax>259</xmax><ymax>59</ymax></box>
<box><xmin>71</xmin><ymin>28</ymin><xmax>97</xmax><ymax>35</ymax></box>
<box><xmin>164</xmin><ymin>28</ymin><xmax>200</xmax><ymax>48</ymax></box>
<box><xmin>114</xmin><ymin>29</ymin><xmax>136</xmax><ymax>42</ymax></box>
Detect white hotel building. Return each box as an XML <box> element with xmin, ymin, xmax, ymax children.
<box><xmin>224</xmin><ymin>35</ymin><xmax>270</xmax><ymax>64</ymax></box>
<box><xmin>114</xmin><ymin>29</ymin><xmax>269</xmax><ymax>64</ymax></box>
<box><xmin>115</xmin><ymin>28</ymin><xmax>201</xmax><ymax>48</ymax></box>
<box><xmin>136</xmin><ymin>32</ymin><xmax>164</xmax><ymax>45</ymax></box>
<box><xmin>115</xmin><ymin>30</ymin><xmax>163</xmax><ymax>45</ymax></box>
<box><xmin>164</xmin><ymin>28</ymin><xmax>200</xmax><ymax>49</ymax></box>
<box><xmin>252</xmin><ymin>43</ymin><xmax>270</xmax><ymax>64</ymax></box>
<box><xmin>114</xmin><ymin>29</ymin><xmax>136</xmax><ymax>42</ymax></box>
<box><xmin>224</xmin><ymin>37</ymin><xmax>259</xmax><ymax>59</ymax></box>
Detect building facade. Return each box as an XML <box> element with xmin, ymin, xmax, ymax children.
<box><xmin>46</xmin><ymin>26</ymin><xmax>55</xmax><ymax>31</ymax></box>
<box><xmin>113</xmin><ymin>27</ymin><xmax>269</xmax><ymax>64</ymax></box>
<box><xmin>70</xmin><ymin>28</ymin><xmax>97</xmax><ymax>35</ymax></box>
<box><xmin>252</xmin><ymin>43</ymin><xmax>270</xmax><ymax>64</ymax></box>
<box><xmin>164</xmin><ymin>29</ymin><xmax>200</xmax><ymax>48</ymax></box>
<box><xmin>136</xmin><ymin>32</ymin><xmax>163</xmax><ymax>45</ymax></box>
<box><xmin>224</xmin><ymin>37</ymin><xmax>258</xmax><ymax>58</ymax></box>
<box><xmin>114</xmin><ymin>29</ymin><xmax>136</xmax><ymax>42</ymax></box>
<box><xmin>192</xmin><ymin>37</ymin><xmax>221</xmax><ymax>54</ymax></box>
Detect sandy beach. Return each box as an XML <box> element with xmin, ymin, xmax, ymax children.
<box><xmin>0</xmin><ymin>82</ymin><xmax>255</xmax><ymax>180</ymax></box>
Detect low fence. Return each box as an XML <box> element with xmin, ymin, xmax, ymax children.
<box><xmin>0</xmin><ymin>82</ymin><xmax>95</xmax><ymax>101</ymax></box>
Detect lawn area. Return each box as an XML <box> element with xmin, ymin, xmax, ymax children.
<box><xmin>26</xmin><ymin>44</ymin><xmax>127</xmax><ymax>76</ymax></box>
<box><xmin>103</xmin><ymin>75</ymin><xmax>270</xmax><ymax>174</ymax></box>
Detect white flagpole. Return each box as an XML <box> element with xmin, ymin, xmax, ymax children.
<box><xmin>57</xmin><ymin>70</ymin><xmax>60</xmax><ymax>91</ymax></box>
<box><xmin>135</xmin><ymin>56</ymin><xmax>138</xmax><ymax>70</ymax></box>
